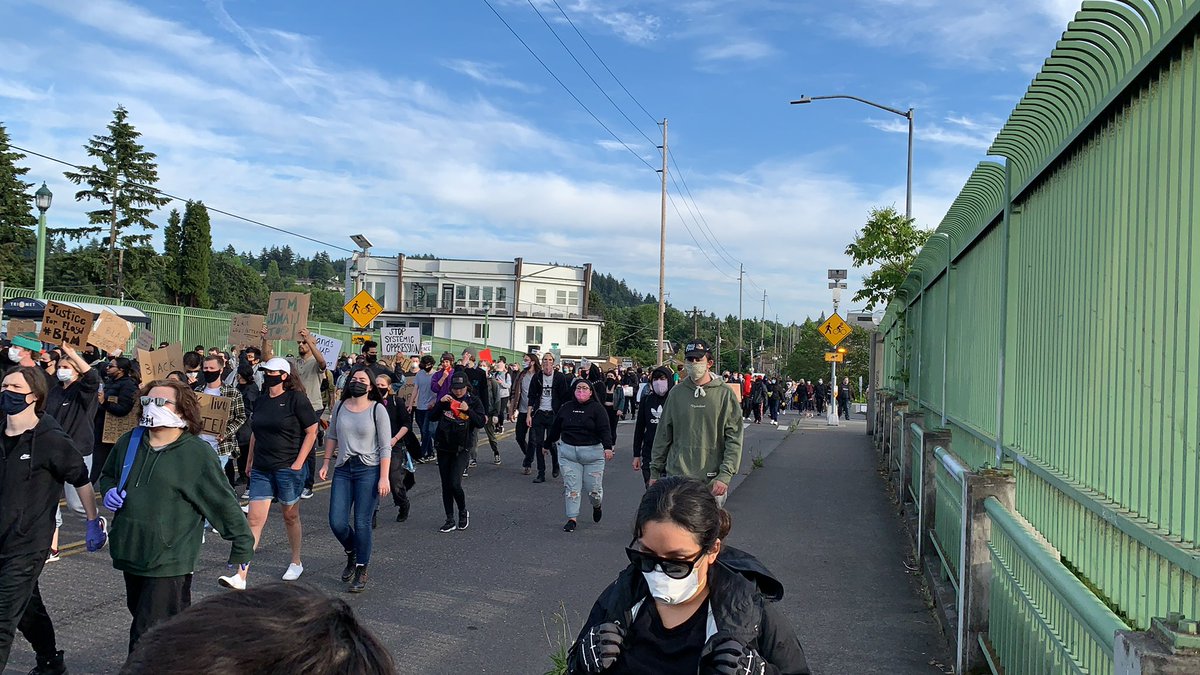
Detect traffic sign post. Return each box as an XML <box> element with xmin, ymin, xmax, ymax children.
<box><xmin>343</xmin><ymin>289</ymin><xmax>383</xmax><ymax>329</ymax></box>
<box><xmin>819</xmin><ymin>313</ymin><xmax>852</xmax><ymax>347</ymax></box>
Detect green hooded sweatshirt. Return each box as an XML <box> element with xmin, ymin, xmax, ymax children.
<box><xmin>98</xmin><ymin>429</ymin><xmax>254</xmax><ymax>578</ymax></box>
<box><xmin>649</xmin><ymin>373</ymin><xmax>744</xmax><ymax>486</ymax></box>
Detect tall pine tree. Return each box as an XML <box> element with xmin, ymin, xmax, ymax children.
<box><xmin>178</xmin><ymin>201</ymin><xmax>212</xmax><ymax>308</ymax></box>
<box><xmin>0</xmin><ymin>124</ymin><xmax>36</xmax><ymax>287</ymax></box>
<box><xmin>62</xmin><ymin>105</ymin><xmax>170</xmax><ymax>293</ymax></box>
<box><xmin>161</xmin><ymin>207</ymin><xmax>183</xmax><ymax>303</ymax></box>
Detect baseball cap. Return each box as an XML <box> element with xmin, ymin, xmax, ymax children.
<box><xmin>684</xmin><ymin>339</ymin><xmax>712</xmax><ymax>358</ymax></box>
<box><xmin>450</xmin><ymin>373</ymin><xmax>468</xmax><ymax>389</ymax></box>
<box><xmin>258</xmin><ymin>357</ymin><xmax>292</xmax><ymax>374</ymax></box>
<box><xmin>11</xmin><ymin>333</ymin><xmax>42</xmax><ymax>352</ymax></box>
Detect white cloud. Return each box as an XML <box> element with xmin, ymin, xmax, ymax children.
<box><xmin>442</xmin><ymin>59</ymin><xmax>539</xmax><ymax>93</ymax></box>
<box><xmin>697</xmin><ymin>39</ymin><xmax>777</xmax><ymax>63</ymax></box>
<box><xmin>864</xmin><ymin>113</ymin><xmax>1003</xmax><ymax>151</ymax></box>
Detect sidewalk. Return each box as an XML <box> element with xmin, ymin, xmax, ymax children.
<box><xmin>728</xmin><ymin>415</ymin><xmax>951</xmax><ymax>674</ymax></box>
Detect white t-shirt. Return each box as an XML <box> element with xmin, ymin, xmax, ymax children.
<box><xmin>539</xmin><ymin>374</ymin><xmax>554</xmax><ymax>411</ymax></box>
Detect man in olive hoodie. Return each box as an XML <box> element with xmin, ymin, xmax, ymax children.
<box><xmin>648</xmin><ymin>339</ymin><xmax>744</xmax><ymax>506</ymax></box>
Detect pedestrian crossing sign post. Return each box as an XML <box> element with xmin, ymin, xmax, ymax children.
<box><xmin>818</xmin><ymin>313</ymin><xmax>852</xmax><ymax>346</ymax></box>
<box><xmin>824</xmin><ymin>351</ymin><xmax>844</xmax><ymax>363</ymax></box>
<box><xmin>344</xmin><ymin>290</ymin><xmax>382</xmax><ymax>328</ymax></box>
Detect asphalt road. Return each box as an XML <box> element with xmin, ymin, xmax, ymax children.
<box><xmin>7</xmin><ymin>412</ymin><xmax>949</xmax><ymax>674</ymax></box>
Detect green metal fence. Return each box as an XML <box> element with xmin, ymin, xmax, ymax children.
<box><xmin>932</xmin><ymin>445</ymin><xmax>966</xmax><ymax>594</ymax></box>
<box><xmin>879</xmin><ymin>1</ymin><xmax>1200</xmax><ymax>669</ymax></box>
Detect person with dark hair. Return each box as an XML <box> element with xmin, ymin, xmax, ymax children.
<box><xmin>632</xmin><ymin>366</ymin><xmax>675</xmax><ymax>487</ymax></box>
<box><xmin>527</xmin><ymin>351</ymin><xmax>570</xmax><ymax>483</ymax></box>
<box><xmin>233</xmin><ymin>357</ymin><xmax>319</xmax><ymax>585</ymax></box>
<box><xmin>545</xmin><ymin>379</ymin><xmax>613</xmax><ymax>532</ymax></box>
<box><xmin>234</xmin><ymin>365</ymin><xmax>259</xmax><ymax>486</ymax></box>
<box><xmin>181</xmin><ymin>351</ymin><xmax>203</xmax><ymax>388</ymax></box>
<box><xmin>509</xmin><ymin>353</ymin><xmax>538</xmax><ymax>474</ymax></box>
<box><xmin>601</xmin><ymin>369</ymin><xmax>625</xmax><ymax>444</ymax></box>
<box><xmin>120</xmin><ymin>582</ymin><xmax>397</xmax><ymax>675</ymax></box>
<box><xmin>376</xmin><ymin>371</ymin><xmax>416</xmax><ymax>523</ymax></box>
<box><xmin>0</xmin><ymin>366</ymin><xmax>106</xmax><ymax>673</ymax></box>
<box><xmin>193</xmin><ymin>355</ymin><xmax>247</xmax><ymax>485</ymax></box>
<box><xmin>567</xmin><ymin>476</ymin><xmax>809</xmax><ymax>675</ymax></box>
<box><xmin>98</xmin><ymin>379</ymin><xmax>253</xmax><ymax>652</ymax></box>
<box><xmin>93</xmin><ymin>356</ymin><xmax>139</xmax><ymax>483</ymax></box>
<box><xmin>318</xmin><ymin>367</ymin><xmax>391</xmax><ymax>593</ymax></box>
<box><xmin>45</xmin><ymin>343</ymin><xmax>103</xmax><ymax>563</ymax></box>
<box><xmin>413</xmin><ymin>354</ymin><xmax>436</xmax><ymax>463</ymax></box>
<box><xmin>432</xmin><ymin>372</ymin><xmax>484</xmax><ymax>533</ymax></box>
<box><xmin>454</xmin><ymin>348</ymin><xmax>490</xmax><ymax>474</ymax></box>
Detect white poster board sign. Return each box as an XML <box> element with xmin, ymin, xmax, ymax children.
<box><xmin>310</xmin><ymin>332</ymin><xmax>342</xmax><ymax>372</ymax></box>
<box><xmin>420</xmin><ymin>340</ymin><xmax>433</xmax><ymax>355</ymax></box>
<box><xmin>381</xmin><ymin>327</ymin><xmax>420</xmax><ymax>357</ymax></box>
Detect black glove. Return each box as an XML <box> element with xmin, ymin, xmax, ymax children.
<box><xmin>577</xmin><ymin>622</ymin><xmax>625</xmax><ymax>673</ymax></box>
<box><xmin>701</xmin><ymin>634</ymin><xmax>768</xmax><ymax>675</ymax></box>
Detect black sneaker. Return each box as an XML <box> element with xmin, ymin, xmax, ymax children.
<box><xmin>532</xmin><ymin>475</ymin><xmax>546</xmax><ymax>484</ymax></box>
<box><xmin>462</xmin><ymin>469</ymin><xmax>469</xmax><ymax>478</ymax></box>
<box><xmin>348</xmin><ymin>565</ymin><xmax>368</xmax><ymax>593</ymax></box>
<box><xmin>29</xmin><ymin>648</ymin><xmax>67</xmax><ymax>675</ymax></box>
<box><xmin>457</xmin><ymin>511</ymin><xmax>470</xmax><ymax>531</ymax></box>
<box><xmin>340</xmin><ymin>550</ymin><xmax>357</xmax><ymax>582</ymax></box>
<box><xmin>438</xmin><ymin>519</ymin><xmax>456</xmax><ymax>533</ymax></box>
<box><xmin>493</xmin><ymin>454</ymin><xmax>502</xmax><ymax>465</ymax></box>
<box><xmin>300</xmin><ymin>488</ymin><xmax>314</xmax><ymax>500</ymax></box>
<box><xmin>593</xmin><ymin>504</ymin><xmax>603</xmax><ymax>523</ymax></box>
<box><xmin>468</xmin><ymin>459</ymin><xmax>478</xmax><ymax>468</ymax></box>
<box><xmin>563</xmin><ymin>519</ymin><xmax>577</xmax><ymax>533</ymax></box>
<box><xmin>552</xmin><ymin>467</ymin><xmax>560</xmax><ymax>479</ymax></box>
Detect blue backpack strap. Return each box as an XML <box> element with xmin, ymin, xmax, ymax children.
<box><xmin>117</xmin><ymin>426</ymin><xmax>146</xmax><ymax>493</ymax></box>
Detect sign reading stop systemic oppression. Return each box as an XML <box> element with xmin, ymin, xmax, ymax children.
<box><xmin>380</xmin><ymin>327</ymin><xmax>420</xmax><ymax>356</ymax></box>
<box><xmin>39</xmin><ymin>301</ymin><xmax>94</xmax><ymax>348</ymax></box>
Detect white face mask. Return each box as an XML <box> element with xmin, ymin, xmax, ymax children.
<box><xmin>56</xmin><ymin>368</ymin><xmax>75</xmax><ymax>383</ymax></box>
<box><xmin>140</xmin><ymin>403</ymin><xmax>188</xmax><ymax>429</ymax></box>
<box><xmin>684</xmin><ymin>361</ymin><xmax>709</xmax><ymax>382</ymax></box>
<box><xmin>652</xmin><ymin>379</ymin><xmax>668</xmax><ymax>396</ymax></box>
<box><xmin>642</xmin><ymin>567</ymin><xmax>703</xmax><ymax>605</ymax></box>
<box><xmin>7</xmin><ymin>347</ymin><xmax>24</xmax><ymax>363</ymax></box>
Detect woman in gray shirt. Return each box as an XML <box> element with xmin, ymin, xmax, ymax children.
<box><xmin>319</xmin><ymin>367</ymin><xmax>392</xmax><ymax>592</ymax></box>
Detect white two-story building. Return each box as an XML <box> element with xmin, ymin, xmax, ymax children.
<box><xmin>345</xmin><ymin>255</ymin><xmax>603</xmax><ymax>359</ymax></box>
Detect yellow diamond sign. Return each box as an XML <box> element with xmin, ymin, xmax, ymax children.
<box><xmin>818</xmin><ymin>313</ymin><xmax>852</xmax><ymax>346</ymax></box>
<box><xmin>344</xmin><ymin>290</ymin><xmax>383</xmax><ymax>328</ymax></box>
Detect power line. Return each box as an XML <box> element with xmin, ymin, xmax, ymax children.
<box><xmin>665</xmin><ymin>167</ymin><xmax>739</xmax><ymax>277</ymax></box>
<box><xmin>667</xmin><ymin>150</ymin><xmax>742</xmax><ymax>271</ymax></box>
<box><xmin>481</xmin><ymin>0</ymin><xmax>657</xmax><ymax>174</ymax></box>
<box><xmin>666</xmin><ymin>191</ymin><xmax>737</xmax><ymax>282</ymax></box>
<box><xmin>10</xmin><ymin>143</ymin><xmax>358</xmax><ymax>254</ymax></box>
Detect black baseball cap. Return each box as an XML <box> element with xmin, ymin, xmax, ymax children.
<box><xmin>684</xmin><ymin>339</ymin><xmax>712</xmax><ymax>358</ymax></box>
<box><xmin>450</xmin><ymin>373</ymin><xmax>468</xmax><ymax>389</ymax></box>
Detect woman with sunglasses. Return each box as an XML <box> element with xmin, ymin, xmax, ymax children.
<box><xmin>567</xmin><ymin>476</ymin><xmax>809</xmax><ymax>675</ymax></box>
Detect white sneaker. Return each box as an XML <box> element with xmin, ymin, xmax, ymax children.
<box><xmin>282</xmin><ymin>563</ymin><xmax>304</xmax><ymax>581</ymax></box>
<box><xmin>218</xmin><ymin>573</ymin><xmax>246</xmax><ymax>590</ymax></box>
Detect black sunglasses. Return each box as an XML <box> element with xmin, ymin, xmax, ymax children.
<box><xmin>625</xmin><ymin>541</ymin><xmax>708</xmax><ymax>580</ymax></box>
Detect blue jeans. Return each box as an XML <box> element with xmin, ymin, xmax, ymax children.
<box><xmin>559</xmin><ymin>443</ymin><xmax>605</xmax><ymax>520</ymax></box>
<box><xmin>328</xmin><ymin>457</ymin><xmax>380</xmax><ymax>565</ymax></box>
<box><xmin>417</xmin><ymin>409</ymin><xmax>435</xmax><ymax>458</ymax></box>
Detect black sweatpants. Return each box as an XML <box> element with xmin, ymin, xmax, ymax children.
<box><xmin>527</xmin><ymin>410</ymin><xmax>560</xmax><ymax>478</ymax></box>
<box><xmin>436</xmin><ymin>447</ymin><xmax>470</xmax><ymax>518</ymax></box>
<box><xmin>124</xmin><ymin>572</ymin><xmax>192</xmax><ymax>653</ymax></box>
<box><xmin>515</xmin><ymin>412</ymin><xmax>529</xmax><ymax>462</ymax></box>
<box><xmin>0</xmin><ymin>552</ymin><xmax>57</xmax><ymax>669</ymax></box>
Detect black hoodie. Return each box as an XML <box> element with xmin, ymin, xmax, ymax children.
<box><xmin>566</xmin><ymin>545</ymin><xmax>809</xmax><ymax>674</ymax></box>
<box><xmin>0</xmin><ymin>414</ymin><xmax>90</xmax><ymax>557</ymax></box>
<box><xmin>546</xmin><ymin>380</ymin><xmax>613</xmax><ymax>449</ymax></box>
<box><xmin>632</xmin><ymin>366</ymin><xmax>675</xmax><ymax>464</ymax></box>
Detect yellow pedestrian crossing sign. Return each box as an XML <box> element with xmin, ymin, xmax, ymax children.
<box><xmin>344</xmin><ymin>290</ymin><xmax>382</xmax><ymax>328</ymax></box>
<box><xmin>819</xmin><ymin>313</ymin><xmax>851</xmax><ymax>346</ymax></box>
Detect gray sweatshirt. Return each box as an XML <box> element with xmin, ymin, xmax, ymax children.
<box><xmin>326</xmin><ymin>401</ymin><xmax>392</xmax><ymax>467</ymax></box>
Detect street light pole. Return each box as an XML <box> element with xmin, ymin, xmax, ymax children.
<box><xmin>34</xmin><ymin>182</ymin><xmax>52</xmax><ymax>299</ymax></box>
<box><xmin>791</xmin><ymin>95</ymin><xmax>914</xmax><ymax>222</ymax></box>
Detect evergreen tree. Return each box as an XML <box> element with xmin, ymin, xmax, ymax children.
<box><xmin>0</xmin><ymin>124</ymin><xmax>35</xmax><ymax>287</ymax></box>
<box><xmin>264</xmin><ymin>260</ymin><xmax>284</xmax><ymax>292</ymax></box>
<box><xmin>209</xmin><ymin>250</ymin><xmax>268</xmax><ymax>313</ymax></box>
<box><xmin>162</xmin><ymin>208</ymin><xmax>182</xmax><ymax>303</ymax></box>
<box><xmin>62</xmin><ymin>105</ymin><xmax>170</xmax><ymax>291</ymax></box>
<box><xmin>178</xmin><ymin>201</ymin><xmax>212</xmax><ymax>308</ymax></box>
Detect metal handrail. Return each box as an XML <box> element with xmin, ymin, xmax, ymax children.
<box><xmin>935</xmin><ymin>445</ymin><xmax>968</xmax><ymax>483</ymax></box>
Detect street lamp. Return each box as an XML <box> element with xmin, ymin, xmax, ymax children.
<box><xmin>349</xmin><ymin>234</ymin><xmax>373</xmax><ymax>295</ymax></box>
<box><xmin>34</xmin><ymin>182</ymin><xmax>52</xmax><ymax>299</ymax></box>
<box><xmin>791</xmin><ymin>94</ymin><xmax>914</xmax><ymax>222</ymax></box>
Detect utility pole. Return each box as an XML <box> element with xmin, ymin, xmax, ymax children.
<box><xmin>687</xmin><ymin>306</ymin><xmax>701</xmax><ymax>338</ymax></box>
<box><xmin>715</xmin><ymin>317</ymin><xmax>722</xmax><ymax>374</ymax></box>
<box><xmin>759</xmin><ymin>291</ymin><xmax>767</xmax><ymax>344</ymax></box>
<box><xmin>656</xmin><ymin>118</ymin><xmax>668</xmax><ymax>366</ymax></box>
<box><xmin>737</xmin><ymin>264</ymin><xmax>744</xmax><ymax>372</ymax></box>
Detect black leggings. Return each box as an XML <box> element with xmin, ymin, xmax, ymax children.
<box><xmin>437</xmin><ymin>447</ymin><xmax>469</xmax><ymax>517</ymax></box>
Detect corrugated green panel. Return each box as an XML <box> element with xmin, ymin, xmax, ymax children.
<box><xmin>946</xmin><ymin>227</ymin><xmax>1003</xmax><ymax>442</ymax></box>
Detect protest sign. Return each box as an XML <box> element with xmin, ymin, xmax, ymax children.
<box><xmin>40</xmin><ymin>301</ymin><xmax>93</xmax><ymax>348</ymax></box>
<box><xmin>6</xmin><ymin>319</ymin><xmax>36</xmax><ymax>336</ymax></box>
<box><xmin>381</xmin><ymin>327</ymin><xmax>420</xmax><ymax>356</ymax></box>
<box><xmin>197</xmin><ymin>393</ymin><xmax>233</xmax><ymax>436</ymax></box>
<box><xmin>137</xmin><ymin>344</ymin><xmax>183</xmax><ymax>383</ymax></box>
<box><xmin>88</xmin><ymin>310</ymin><xmax>133</xmax><ymax>354</ymax></box>
<box><xmin>310</xmin><ymin>332</ymin><xmax>342</xmax><ymax>372</ymax></box>
<box><xmin>265</xmin><ymin>292</ymin><xmax>309</xmax><ymax>341</ymax></box>
<box><xmin>229</xmin><ymin>314</ymin><xmax>265</xmax><ymax>347</ymax></box>
<box><xmin>135</xmin><ymin>328</ymin><xmax>155</xmax><ymax>352</ymax></box>
<box><xmin>420</xmin><ymin>340</ymin><xmax>432</xmax><ymax>355</ymax></box>
<box><xmin>477</xmin><ymin>348</ymin><xmax>493</xmax><ymax>364</ymax></box>
<box><xmin>396</xmin><ymin>382</ymin><xmax>417</xmax><ymax>410</ymax></box>
<box><xmin>102</xmin><ymin>404</ymin><xmax>142</xmax><ymax>444</ymax></box>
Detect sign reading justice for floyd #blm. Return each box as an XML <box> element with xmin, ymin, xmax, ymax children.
<box><xmin>40</xmin><ymin>301</ymin><xmax>94</xmax><ymax>348</ymax></box>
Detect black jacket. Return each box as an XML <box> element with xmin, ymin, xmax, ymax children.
<box><xmin>236</xmin><ymin>381</ymin><xmax>260</xmax><ymax>448</ymax></box>
<box><xmin>454</xmin><ymin>364</ymin><xmax>490</xmax><ymax>412</ymax></box>
<box><xmin>527</xmin><ymin>370</ymin><xmax>571</xmax><ymax>416</ymax></box>
<box><xmin>566</xmin><ymin>546</ymin><xmax>809</xmax><ymax>675</ymax></box>
<box><xmin>46</xmin><ymin>368</ymin><xmax>102</xmax><ymax>457</ymax></box>
<box><xmin>633</xmin><ymin>366</ymin><xmax>675</xmax><ymax>462</ymax></box>
<box><xmin>101</xmin><ymin>375</ymin><xmax>139</xmax><ymax>418</ymax></box>
<box><xmin>0</xmin><ymin>414</ymin><xmax>91</xmax><ymax>557</ymax></box>
<box><xmin>432</xmin><ymin>392</ymin><xmax>485</xmax><ymax>452</ymax></box>
<box><xmin>546</xmin><ymin>398</ymin><xmax>613</xmax><ymax>449</ymax></box>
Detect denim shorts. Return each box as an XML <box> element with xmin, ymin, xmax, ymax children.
<box><xmin>249</xmin><ymin>466</ymin><xmax>307</xmax><ymax>506</ymax></box>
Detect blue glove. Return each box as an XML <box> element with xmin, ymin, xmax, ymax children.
<box><xmin>103</xmin><ymin>488</ymin><xmax>126</xmax><ymax>512</ymax></box>
<box><xmin>86</xmin><ymin>517</ymin><xmax>108</xmax><ymax>552</ymax></box>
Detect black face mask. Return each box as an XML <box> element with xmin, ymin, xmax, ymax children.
<box><xmin>346</xmin><ymin>381</ymin><xmax>369</xmax><ymax>398</ymax></box>
<box><xmin>364</xmin><ymin>354</ymin><xmax>378</xmax><ymax>364</ymax></box>
<box><xmin>0</xmin><ymin>391</ymin><xmax>32</xmax><ymax>416</ymax></box>
<box><xmin>203</xmin><ymin>370</ymin><xmax>221</xmax><ymax>384</ymax></box>
<box><xmin>262</xmin><ymin>373</ymin><xmax>284</xmax><ymax>388</ymax></box>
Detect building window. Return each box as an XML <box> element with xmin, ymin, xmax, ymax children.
<box><xmin>535</xmin><ymin>289</ymin><xmax>546</xmax><ymax>304</ymax></box>
<box><xmin>364</xmin><ymin>281</ymin><xmax>386</xmax><ymax>306</ymax></box>
<box><xmin>568</xmin><ymin>290</ymin><xmax>579</xmax><ymax>307</ymax></box>
<box><xmin>556</xmin><ymin>290</ymin><xmax>568</xmax><ymax>305</ymax></box>
<box><xmin>525</xmin><ymin>325</ymin><xmax>543</xmax><ymax>343</ymax></box>
<box><xmin>568</xmin><ymin>327</ymin><xmax>588</xmax><ymax>346</ymax></box>
<box><xmin>474</xmin><ymin>323</ymin><xmax>489</xmax><ymax>339</ymax></box>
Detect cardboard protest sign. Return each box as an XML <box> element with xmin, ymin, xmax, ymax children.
<box><xmin>197</xmin><ymin>393</ymin><xmax>233</xmax><ymax>436</ymax></box>
<box><xmin>88</xmin><ymin>310</ymin><xmax>133</xmax><ymax>354</ymax></box>
<box><xmin>310</xmin><ymin>332</ymin><xmax>342</xmax><ymax>372</ymax></box>
<box><xmin>137</xmin><ymin>344</ymin><xmax>183</xmax><ymax>383</ymax></box>
<box><xmin>228</xmin><ymin>314</ymin><xmax>265</xmax><ymax>347</ymax></box>
<box><xmin>135</xmin><ymin>328</ymin><xmax>155</xmax><ymax>352</ymax></box>
<box><xmin>265</xmin><ymin>292</ymin><xmax>309</xmax><ymax>341</ymax></box>
<box><xmin>102</xmin><ymin>404</ymin><xmax>142</xmax><ymax>444</ymax></box>
<box><xmin>6</xmin><ymin>319</ymin><xmax>36</xmax><ymax>336</ymax></box>
<box><xmin>381</xmin><ymin>327</ymin><xmax>420</xmax><ymax>356</ymax></box>
<box><xmin>40</xmin><ymin>301</ymin><xmax>93</xmax><ymax>348</ymax></box>
<box><xmin>396</xmin><ymin>382</ymin><xmax>417</xmax><ymax>410</ymax></box>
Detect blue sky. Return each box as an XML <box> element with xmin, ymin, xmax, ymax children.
<box><xmin>0</xmin><ymin>0</ymin><xmax>1078</xmax><ymax>322</ymax></box>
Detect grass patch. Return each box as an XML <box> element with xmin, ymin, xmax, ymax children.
<box><xmin>542</xmin><ymin>602</ymin><xmax>573</xmax><ymax>675</ymax></box>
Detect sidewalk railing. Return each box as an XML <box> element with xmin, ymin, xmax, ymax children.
<box><xmin>931</xmin><ymin>445</ymin><xmax>965</xmax><ymax>594</ymax></box>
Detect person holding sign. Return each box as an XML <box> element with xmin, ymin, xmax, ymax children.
<box><xmin>45</xmin><ymin>344</ymin><xmax>104</xmax><ymax>560</ymax></box>
<box><xmin>232</xmin><ymin>358</ymin><xmax>318</xmax><ymax>586</ymax></box>
<box><xmin>0</xmin><ymin>366</ymin><xmax>107</xmax><ymax>674</ymax></box>
<box><xmin>318</xmin><ymin>367</ymin><xmax>391</xmax><ymax>593</ymax></box>
<box><xmin>96</xmin><ymin>379</ymin><xmax>253</xmax><ymax>652</ymax></box>
<box><xmin>93</xmin><ymin>357</ymin><xmax>139</xmax><ymax>483</ymax></box>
